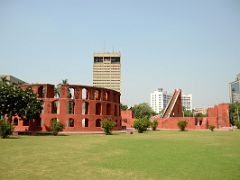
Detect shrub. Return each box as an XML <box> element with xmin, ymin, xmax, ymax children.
<box><xmin>0</xmin><ymin>120</ymin><xmax>14</xmax><ymax>138</ymax></box>
<box><xmin>234</xmin><ymin>120</ymin><xmax>240</xmax><ymax>129</ymax></box>
<box><xmin>208</xmin><ymin>125</ymin><xmax>215</xmax><ymax>131</ymax></box>
<box><xmin>150</xmin><ymin>120</ymin><xmax>158</xmax><ymax>131</ymax></box>
<box><xmin>177</xmin><ymin>120</ymin><xmax>188</xmax><ymax>131</ymax></box>
<box><xmin>133</xmin><ymin>118</ymin><xmax>150</xmax><ymax>133</ymax></box>
<box><xmin>101</xmin><ymin>119</ymin><xmax>116</xmax><ymax>135</ymax></box>
<box><xmin>50</xmin><ymin>119</ymin><xmax>64</xmax><ymax>136</ymax></box>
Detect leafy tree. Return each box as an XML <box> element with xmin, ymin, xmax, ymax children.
<box><xmin>159</xmin><ymin>109</ymin><xmax>164</xmax><ymax>117</ymax></box>
<box><xmin>235</xmin><ymin>121</ymin><xmax>240</xmax><ymax>129</ymax></box>
<box><xmin>132</xmin><ymin>103</ymin><xmax>156</xmax><ymax>119</ymax></box>
<box><xmin>0</xmin><ymin>84</ymin><xmax>42</xmax><ymax>121</ymax></box>
<box><xmin>182</xmin><ymin>106</ymin><xmax>193</xmax><ymax>117</ymax></box>
<box><xmin>133</xmin><ymin>118</ymin><xmax>150</xmax><ymax>133</ymax></box>
<box><xmin>101</xmin><ymin>119</ymin><xmax>116</xmax><ymax>135</ymax></box>
<box><xmin>229</xmin><ymin>103</ymin><xmax>240</xmax><ymax>127</ymax></box>
<box><xmin>120</xmin><ymin>103</ymin><xmax>128</xmax><ymax>111</ymax></box>
<box><xmin>150</xmin><ymin>119</ymin><xmax>158</xmax><ymax>131</ymax></box>
<box><xmin>194</xmin><ymin>113</ymin><xmax>207</xmax><ymax>118</ymax></box>
<box><xmin>50</xmin><ymin>119</ymin><xmax>64</xmax><ymax>136</ymax></box>
<box><xmin>177</xmin><ymin>120</ymin><xmax>188</xmax><ymax>131</ymax></box>
<box><xmin>0</xmin><ymin>83</ymin><xmax>42</xmax><ymax>138</ymax></box>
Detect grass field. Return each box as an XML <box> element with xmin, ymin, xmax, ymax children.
<box><xmin>0</xmin><ymin>130</ymin><xmax>240</xmax><ymax>180</ymax></box>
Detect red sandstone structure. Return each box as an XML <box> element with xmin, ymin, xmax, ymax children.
<box><xmin>121</xmin><ymin>109</ymin><xmax>134</xmax><ymax>129</ymax></box>
<box><xmin>13</xmin><ymin>84</ymin><xmax>121</xmax><ymax>132</ymax></box>
<box><xmin>121</xmin><ymin>89</ymin><xmax>230</xmax><ymax>130</ymax></box>
<box><xmin>162</xmin><ymin>88</ymin><xmax>183</xmax><ymax>118</ymax></box>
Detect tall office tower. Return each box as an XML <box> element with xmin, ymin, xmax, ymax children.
<box><xmin>229</xmin><ymin>73</ymin><xmax>240</xmax><ymax>103</ymax></box>
<box><xmin>150</xmin><ymin>88</ymin><xmax>171</xmax><ymax>113</ymax></box>
<box><xmin>93</xmin><ymin>52</ymin><xmax>121</xmax><ymax>92</ymax></box>
<box><xmin>182</xmin><ymin>94</ymin><xmax>193</xmax><ymax>111</ymax></box>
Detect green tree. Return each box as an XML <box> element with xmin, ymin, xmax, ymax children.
<box><xmin>133</xmin><ymin>118</ymin><xmax>150</xmax><ymax>133</ymax></box>
<box><xmin>101</xmin><ymin>119</ymin><xmax>116</xmax><ymax>135</ymax></box>
<box><xmin>229</xmin><ymin>103</ymin><xmax>240</xmax><ymax>127</ymax></box>
<box><xmin>182</xmin><ymin>106</ymin><xmax>193</xmax><ymax>117</ymax></box>
<box><xmin>0</xmin><ymin>83</ymin><xmax>42</xmax><ymax>138</ymax></box>
<box><xmin>120</xmin><ymin>103</ymin><xmax>128</xmax><ymax>111</ymax></box>
<box><xmin>0</xmin><ymin>84</ymin><xmax>42</xmax><ymax>121</ymax></box>
<box><xmin>50</xmin><ymin>119</ymin><xmax>64</xmax><ymax>136</ymax></box>
<box><xmin>194</xmin><ymin>113</ymin><xmax>207</xmax><ymax>118</ymax></box>
<box><xmin>132</xmin><ymin>103</ymin><xmax>156</xmax><ymax>119</ymax></box>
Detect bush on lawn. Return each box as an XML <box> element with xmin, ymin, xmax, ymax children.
<box><xmin>177</xmin><ymin>120</ymin><xmax>188</xmax><ymax>131</ymax></box>
<box><xmin>208</xmin><ymin>125</ymin><xmax>215</xmax><ymax>132</ymax></box>
<box><xmin>133</xmin><ymin>118</ymin><xmax>150</xmax><ymax>133</ymax></box>
<box><xmin>0</xmin><ymin>119</ymin><xmax>13</xmax><ymax>138</ymax></box>
<box><xmin>150</xmin><ymin>120</ymin><xmax>158</xmax><ymax>131</ymax></box>
<box><xmin>50</xmin><ymin>119</ymin><xmax>64</xmax><ymax>136</ymax></box>
<box><xmin>234</xmin><ymin>120</ymin><xmax>240</xmax><ymax>129</ymax></box>
<box><xmin>101</xmin><ymin>119</ymin><xmax>116</xmax><ymax>135</ymax></box>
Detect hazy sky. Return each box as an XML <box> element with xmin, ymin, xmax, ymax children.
<box><xmin>0</xmin><ymin>0</ymin><xmax>239</xmax><ymax>108</ymax></box>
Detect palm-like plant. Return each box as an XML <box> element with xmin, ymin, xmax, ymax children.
<box><xmin>54</xmin><ymin>79</ymin><xmax>69</xmax><ymax>98</ymax></box>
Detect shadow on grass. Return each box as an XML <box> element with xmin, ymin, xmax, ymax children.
<box><xmin>109</xmin><ymin>133</ymin><xmax>122</xmax><ymax>136</ymax></box>
<box><xmin>16</xmin><ymin>131</ymin><xmax>69</xmax><ymax>136</ymax></box>
<box><xmin>1</xmin><ymin>136</ymin><xmax>20</xmax><ymax>140</ymax></box>
<box><xmin>57</xmin><ymin>134</ymin><xmax>69</xmax><ymax>136</ymax></box>
<box><xmin>35</xmin><ymin>133</ymin><xmax>69</xmax><ymax>136</ymax></box>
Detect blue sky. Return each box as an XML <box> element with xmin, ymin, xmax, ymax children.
<box><xmin>0</xmin><ymin>0</ymin><xmax>239</xmax><ymax>108</ymax></box>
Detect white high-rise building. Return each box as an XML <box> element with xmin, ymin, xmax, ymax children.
<box><xmin>182</xmin><ymin>94</ymin><xmax>193</xmax><ymax>111</ymax></box>
<box><xmin>150</xmin><ymin>88</ymin><xmax>192</xmax><ymax>113</ymax></box>
<box><xmin>150</xmin><ymin>88</ymin><xmax>171</xmax><ymax>113</ymax></box>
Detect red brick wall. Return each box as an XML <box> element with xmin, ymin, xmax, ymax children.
<box><xmin>207</xmin><ymin>103</ymin><xmax>230</xmax><ymax>128</ymax></box>
<box><xmin>121</xmin><ymin>110</ymin><xmax>134</xmax><ymax>128</ymax></box>
<box><xmin>122</xmin><ymin>103</ymin><xmax>230</xmax><ymax>130</ymax></box>
<box><xmin>157</xmin><ymin>117</ymin><xmax>208</xmax><ymax>130</ymax></box>
<box><xmin>13</xmin><ymin>84</ymin><xmax>122</xmax><ymax>132</ymax></box>
<box><xmin>153</xmin><ymin>103</ymin><xmax>230</xmax><ymax>130</ymax></box>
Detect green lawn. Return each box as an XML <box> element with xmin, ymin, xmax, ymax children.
<box><xmin>0</xmin><ymin>130</ymin><xmax>240</xmax><ymax>180</ymax></box>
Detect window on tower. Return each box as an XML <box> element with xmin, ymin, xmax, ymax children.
<box><xmin>94</xmin><ymin>57</ymin><xmax>103</xmax><ymax>63</ymax></box>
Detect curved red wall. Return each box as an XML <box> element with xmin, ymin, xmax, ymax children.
<box><xmin>15</xmin><ymin>84</ymin><xmax>121</xmax><ymax>132</ymax></box>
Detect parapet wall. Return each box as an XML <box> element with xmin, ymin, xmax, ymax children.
<box><xmin>121</xmin><ymin>110</ymin><xmax>134</xmax><ymax>129</ymax></box>
<box><xmin>122</xmin><ymin>103</ymin><xmax>230</xmax><ymax>130</ymax></box>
